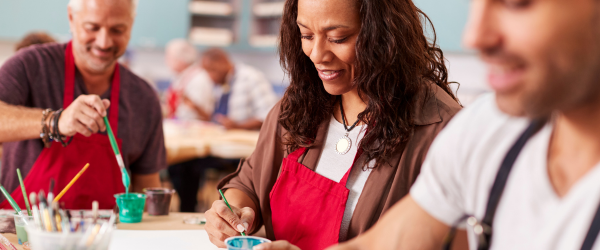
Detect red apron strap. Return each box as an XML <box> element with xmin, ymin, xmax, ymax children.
<box><xmin>63</xmin><ymin>41</ymin><xmax>121</xmax><ymax>135</ymax></box>
<box><xmin>339</xmin><ymin>127</ymin><xmax>370</xmax><ymax>186</ymax></box>
<box><xmin>109</xmin><ymin>66</ymin><xmax>120</xmax><ymax>135</ymax></box>
<box><xmin>287</xmin><ymin>147</ymin><xmax>307</xmax><ymax>163</ymax></box>
<box><xmin>63</xmin><ymin>41</ymin><xmax>75</xmax><ymax>108</ymax></box>
<box><xmin>339</xmin><ymin>147</ymin><xmax>363</xmax><ymax>186</ymax></box>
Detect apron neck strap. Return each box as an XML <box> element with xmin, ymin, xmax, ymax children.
<box><xmin>339</xmin><ymin>147</ymin><xmax>363</xmax><ymax>186</ymax></box>
<box><xmin>63</xmin><ymin>41</ymin><xmax>121</xmax><ymax>135</ymax></box>
<box><xmin>339</xmin><ymin>127</ymin><xmax>370</xmax><ymax>186</ymax></box>
<box><xmin>287</xmin><ymin>147</ymin><xmax>307</xmax><ymax>163</ymax></box>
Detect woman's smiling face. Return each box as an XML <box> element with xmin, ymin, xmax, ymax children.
<box><xmin>297</xmin><ymin>0</ymin><xmax>361</xmax><ymax>95</ymax></box>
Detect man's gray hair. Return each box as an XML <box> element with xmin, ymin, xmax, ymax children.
<box><xmin>166</xmin><ymin>39</ymin><xmax>199</xmax><ymax>66</ymax></box>
<box><xmin>68</xmin><ymin>0</ymin><xmax>138</xmax><ymax>17</ymax></box>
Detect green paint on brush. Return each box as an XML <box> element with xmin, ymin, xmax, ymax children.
<box><xmin>103</xmin><ymin>117</ymin><xmax>130</xmax><ymax>194</ymax></box>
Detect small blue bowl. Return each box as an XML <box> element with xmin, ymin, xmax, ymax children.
<box><xmin>225</xmin><ymin>236</ymin><xmax>271</xmax><ymax>250</ymax></box>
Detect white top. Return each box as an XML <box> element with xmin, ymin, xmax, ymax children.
<box><xmin>411</xmin><ymin>94</ymin><xmax>600</xmax><ymax>250</ymax></box>
<box><xmin>172</xmin><ymin>65</ymin><xmax>214</xmax><ymax>121</ymax></box>
<box><xmin>213</xmin><ymin>63</ymin><xmax>278</xmax><ymax>123</ymax></box>
<box><xmin>314</xmin><ymin>116</ymin><xmax>373</xmax><ymax>241</ymax></box>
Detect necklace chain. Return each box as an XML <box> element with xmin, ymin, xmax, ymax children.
<box><xmin>339</xmin><ymin>96</ymin><xmax>360</xmax><ymax>133</ymax></box>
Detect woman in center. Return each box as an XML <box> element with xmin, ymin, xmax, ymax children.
<box><xmin>205</xmin><ymin>0</ymin><xmax>462</xmax><ymax>249</ymax></box>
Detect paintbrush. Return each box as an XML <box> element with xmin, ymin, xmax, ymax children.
<box><xmin>47</xmin><ymin>179</ymin><xmax>55</xmax><ymax>204</ymax></box>
<box><xmin>103</xmin><ymin>117</ymin><xmax>131</xmax><ymax>194</ymax></box>
<box><xmin>29</xmin><ymin>193</ymin><xmax>43</xmax><ymax>230</ymax></box>
<box><xmin>92</xmin><ymin>201</ymin><xmax>99</xmax><ymax>224</ymax></box>
<box><xmin>38</xmin><ymin>192</ymin><xmax>52</xmax><ymax>232</ymax></box>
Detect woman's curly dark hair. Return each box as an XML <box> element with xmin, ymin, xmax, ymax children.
<box><xmin>278</xmin><ymin>0</ymin><xmax>458</xmax><ymax>169</ymax></box>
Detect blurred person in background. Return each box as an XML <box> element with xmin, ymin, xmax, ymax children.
<box><xmin>165</xmin><ymin>38</ymin><xmax>214</xmax><ymax>121</ymax></box>
<box><xmin>204</xmin><ymin>0</ymin><xmax>462</xmax><ymax>249</ymax></box>
<box><xmin>164</xmin><ymin>42</ymin><xmax>219</xmax><ymax>213</ymax></box>
<box><xmin>15</xmin><ymin>32</ymin><xmax>56</xmax><ymax>51</ymax></box>
<box><xmin>329</xmin><ymin>0</ymin><xmax>600</xmax><ymax>249</ymax></box>
<box><xmin>0</xmin><ymin>0</ymin><xmax>165</xmax><ymax>209</ymax></box>
<box><xmin>200</xmin><ymin>48</ymin><xmax>278</xmax><ymax>130</ymax></box>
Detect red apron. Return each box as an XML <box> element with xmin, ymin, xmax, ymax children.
<box><xmin>0</xmin><ymin>41</ymin><xmax>125</xmax><ymax>210</ymax></box>
<box><xmin>270</xmin><ymin>147</ymin><xmax>363</xmax><ymax>250</ymax></box>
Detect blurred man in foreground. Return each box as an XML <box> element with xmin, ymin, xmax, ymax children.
<box><xmin>326</xmin><ymin>0</ymin><xmax>600</xmax><ymax>249</ymax></box>
<box><xmin>0</xmin><ymin>0</ymin><xmax>165</xmax><ymax>209</ymax></box>
<box><xmin>165</xmin><ymin>39</ymin><xmax>214</xmax><ymax>121</ymax></box>
<box><xmin>200</xmin><ymin>48</ymin><xmax>278</xmax><ymax>130</ymax></box>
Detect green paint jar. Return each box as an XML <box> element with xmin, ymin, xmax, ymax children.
<box><xmin>14</xmin><ymin>213</ymin><xmax>33</xmax><ymax>245</ymax></box>
<box><xmin>114</xmin><ymin>193</ymin><xmax>146</xmax><ymax>223</ymax></box>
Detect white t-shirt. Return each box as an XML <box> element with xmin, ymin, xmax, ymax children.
<box><xmin>314</xmin><ymin>116</ymin><xmax>373</xmax><ymax>242</ymax></box>
<box><xmin>173</xmin><ymin>65</ymin><xmax>214</xmax><ymax>121</ymax></box>
<box><xmin>411</xmin><ymin>94</ymin><xmax>600</xmax><ymax>250</ymax></box>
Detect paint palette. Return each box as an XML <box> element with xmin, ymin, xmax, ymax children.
<box><xmin>225</xmin><ymin>236</ymin><xmax>271</xmax><ymax>250</ymax></box>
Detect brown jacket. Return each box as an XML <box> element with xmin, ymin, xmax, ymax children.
<box><xmin>218</xmin><ymin>85</ymin><xmax>462</xmax><ymax>242</ymax></box>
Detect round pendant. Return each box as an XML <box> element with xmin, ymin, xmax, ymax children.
<box><xmin>336</xmin><ymin>135</ymin><xmax>352</xmax><ymax>155</ymax></box>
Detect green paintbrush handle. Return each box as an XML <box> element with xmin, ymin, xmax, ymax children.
<box><xmin>16</xmin><ymin>169</ymin><xmax>31</xmax><ymax>216</ymax></box>
<box><xmin>103</xmin><ymin>117</ymin><xmax>121</xmax><ymax>156</ymax></box>
<box><xmin>0</xmin><ymin>185</ymin><xmax>21</xmax><ymax>214</ymax></box>
<box><xmin>219</xmin><ymin>189</ymin><xmax>246</xmax><ymax>236</ymax></box>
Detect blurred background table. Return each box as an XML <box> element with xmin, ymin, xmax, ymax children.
<box><xmin>163</xmin><ymin>120</ymin><xmax>259</xmax><ymax>165</ymax></box>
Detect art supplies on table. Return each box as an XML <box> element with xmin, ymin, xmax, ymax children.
<box><xmin>143</xmin><ymin>188</ymin><xmax>175</xmax><ymax>216</ymax></box>
<box><xmin>0</xmin><ymin>233</ymin><xmax>17</xmax><ymax>250</ymax></box>
<box><xmin>103</xmin><ymin>117</ymin><xmax>131</xmax><ymax>194</ymax></box>
<box><xmin>0</xmin><ymin>186</ymin><xmax>25</xmax><ymax>217</ymax></box>
<box><xmin>54</xmin><ymin>163</ymin><xmax>90</xmax><ymax>203</ymax></box>
<box><xmin>114</xmin><ymin>193</ymin><xmax>146</xmax><ymax>223</ymax></box>
<box><xmin>13</xmin><ymin>213</ymin><xmax>33</xmax><ymax>245</ymax></box>
<box><xmin>225</xmin><ymin>236</ymin><xmax>271</xmax><ymax>250</ymax></box>
<box><xmin>16</xmin><ymin>169</ymin><xmax>31</xmax><ymax>216</ymax></box>
<box><xmin>218</xmin><ymin>189</ymin><xmax>246</xmax><ymax>236</ymax></box>
<box><xmin>24</xmin><ymin>197</ymin><xmax>117</xmax><ymax>250</ymax></box>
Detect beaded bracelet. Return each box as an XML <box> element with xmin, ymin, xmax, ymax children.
<box><xmin>40</xmin><ymin>109</ymin><xmax>53</xmax><ymax>148</ymax></box>
<box><xmin>51</xmin><ymin>109</ymin><xmax>73</xmax><ymax>147</ymax></box>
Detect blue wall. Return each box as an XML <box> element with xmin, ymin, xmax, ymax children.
<box><xmin>0</xmin><ymin>0</ymin><xmax>469</xmax><ymax>52</ymax></box>
<box><xmin>414</xmin><ymin>0</ymin><xmax>470</xmax><ymax>52</ymax></box>
<box><xmin>0</xmin><ymin>0</ymin><xmax>189</xmax><ymax>48</ymax></box>
<box><xmin>0</xmin><ymin>0</ymin><xmax>71</xmax><ymax>40</ymax></box>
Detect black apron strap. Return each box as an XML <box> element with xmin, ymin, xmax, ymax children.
<box><xmin>581</xmin><ymin>202</ymin><xmax>600</xmax><ymax>250</ymax></box>
<box><xmin>441</xmin><ymin>118</ymin><xmax>547</xmax><ymax>250</ymax></box>
<box><xmin>478</xmin><ymin>118</ymin><xmax>547</xmax><ymax>249</ymax></box>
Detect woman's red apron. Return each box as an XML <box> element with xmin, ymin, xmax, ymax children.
<box><xmin>270</xmin><ymin>147</ymin><xmax>363</xmax><ymax>250</ymax></box>
<box><xmin>0</xmin><ymin>41</ymin><xmax>125</xmax><ymax>210</ymax></box>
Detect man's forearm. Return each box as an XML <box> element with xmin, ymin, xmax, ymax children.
<box><xmin>328</xmin><ymin>195</ymin><xmax>451</xmax><ymax>250</ymax></box>
<box><xmin>0</xmin><ymin>100</ymin><xmax>44</xmax><ymax>142</ymax></box>
<box><xmin>131</xmin><ymin>172</ymin><xmax>162</xmax><ymax>193</ymax></box>
<box><xmin>190</xmin><ymin>104</ymin><xmax>212</xmax><ymax>121</ymax></box>
<box><xmin>236</xmin><ymin>119</ymin><xmax>263</xmax><ymax>130</ymax></box>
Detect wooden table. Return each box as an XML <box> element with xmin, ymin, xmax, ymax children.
<box><xmin>3</xmin><ymin>212</ymin><xmax>206</xmax><ymax>250</ymax></box>
<box><xmin>163</xmin><ymin>120</ymin><xmax>259</xmax><ymax>165</ymax></box>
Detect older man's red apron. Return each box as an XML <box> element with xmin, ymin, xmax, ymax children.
<box><xmin>270</xmin><ymin>146</ymin><xmax>363</xmax><ymax>250</ymax></box>
<box><xmin>0</xmin><ymin>41</ymin><xmax>125</xmax><ymax>210</ymax></box>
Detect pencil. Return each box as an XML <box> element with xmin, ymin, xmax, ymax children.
<box><xmin>218</xmin><ymin>189</ymin><xmax>246</xmax><ymax>236</ymax></box>
<box><xmin>54</xmin><ymin>163</ymin><xmax>90</xmax><ymax>202</ymax></box>
<box><xmin>16</xmin><ymin>169</ymin><xmax>31</xmax><ymax>216</ymax></box>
